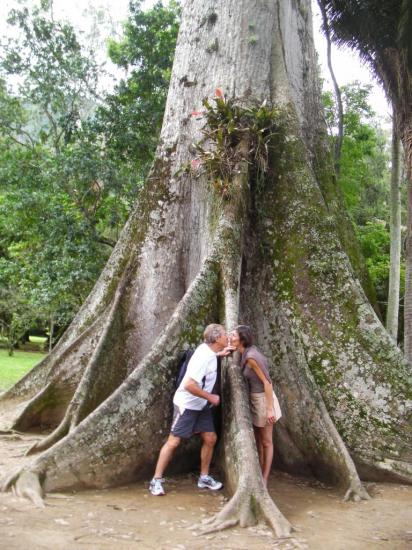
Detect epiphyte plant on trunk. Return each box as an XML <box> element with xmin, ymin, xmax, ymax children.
<box><xmin>1</xmin><ymin>0</ymin><xmax>412</xmax><ymax>538</ymax></box>
<box><xmin>189</xmin><ymin>90</ymin><xmax>291</xmax><ymax>199</ymax></box>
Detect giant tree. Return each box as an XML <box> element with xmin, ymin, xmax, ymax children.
<box><xmin>1</xmin><ymin>0</ymin><xmax>412</xmax><ymax>537</ymax></box>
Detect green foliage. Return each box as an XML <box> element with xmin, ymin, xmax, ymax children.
<box><xmin>1</xmin><ymin>4</ymin><xmax>99</xmax><ymax>149</ymax></box>
<box><xmin>0</xmin><ymin>1</ymin><xmax>180</xmax><ymax>347</ymax></box>
<box><xmin>97</xmin><ymin>0</ymin><xmax>180</xmax><ymax>174</ymax></box>
<box><xmin>323</xmin><ymin>82</ymin><xmax>403</xmax><ymax>319</ymax></box>
<box><xmin>357</xmin><ymin>221</ymin><xmax>404</xmax><ymax>300</ymax></box>
<box><xmin>0</xmin><ymin>4</ymin><xmax>115</xmax><ymax>345</ymax></box>
<box><xmin>0</xmin><ymin>283</ymin><xmax>33</xmax><ymax>356</ymax></box>
<box><xmin>340</xmin><ymin>85</ymin><xmax>390</xmax><ymax>225</ymax></box>
<box><xmin>323</xmin><ymin>83</ymin><xmax>391</xmax><ymax>220</ymax></box>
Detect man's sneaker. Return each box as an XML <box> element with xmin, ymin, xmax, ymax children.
<box><xmin>149</xmin><ymin>477</ymin><xmax>165</xmax><ymax>496</ymax></box>
<box><xmin>197</xmin><ymin>475</ymin><xmax>223</xmax><ymax>491</ymax></box>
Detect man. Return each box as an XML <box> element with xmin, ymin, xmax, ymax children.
<box><xmin>149</xmin><ymin>323</ymin><xmax>232</xmax><ymax>496</ymax></box>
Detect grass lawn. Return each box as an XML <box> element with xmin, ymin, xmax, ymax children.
<box><xmin>0</xmin><ymin>349</ymin><xmax>46</xmax><ymax>392</ymax></box>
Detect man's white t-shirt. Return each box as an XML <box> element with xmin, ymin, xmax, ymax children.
<box><xmin>173</xmin><ymin>343</ymin><xmax>217</xmax><ymax>411</ymax></box>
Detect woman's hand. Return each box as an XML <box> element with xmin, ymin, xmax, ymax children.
<box><xmin>267</xmin><ymin>407</ymin><xmax>276</xmax><ymax>424</ymax></box>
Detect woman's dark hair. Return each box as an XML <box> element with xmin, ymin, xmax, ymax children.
<box><xmin>236</xmin><ymin>325</ymin><xmax>254</xmax><ymax>348</ymax></box>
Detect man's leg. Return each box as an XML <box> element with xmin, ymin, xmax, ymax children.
<box><xmin>153</xmin><ymin>434</ymin><xmax>181</xmax><ymax>479</ymax></box>
<box><xmin>193</xmin><ymin>408</ymin><xmax>222</xmax><ymax>490</ymax></box>
<box><xmin>197</xmin><ymin>431</ymin><xmax>222</xmax><ymax>490</ymax></box>
<box><xmin>199</xmin><ymin>431</ymin><xmax>217</xmax><ymax>476</ymax></box>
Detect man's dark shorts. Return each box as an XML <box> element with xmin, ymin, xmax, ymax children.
<box><xmin>171</xmin><ymin>405</ymin><xmax>215</xmax><ymax>438</ymax></box>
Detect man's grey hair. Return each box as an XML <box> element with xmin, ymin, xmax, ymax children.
<box><xmin>203</xmin><ymin>323</ymin><xmax>225</xmax><ymax>344</ymax></box>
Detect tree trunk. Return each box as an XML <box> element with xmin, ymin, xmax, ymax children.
<box><xmin>1</xmin><ymin>0</ymin><xmax>412</xmax><ymax>536</ymax></box>
<box><xmin>403</xmin><ymin>118</ymin><xmax>412</xmax><ymax>361</ymax></box>
<box><xmin>404</xmin><ymin>109</ymin><xmax>412</xmax><ymax>364</ymax></box>
<box><xmin>386</xmin><ymin>114</ymin><xmax>402</xmax><ymax>341</ymax></box>
<box><xmin>383</xmin><ymin>54</ymin><xmax>412</xmax><ymax>363</ymax></box>
<box><xmin>405</xmin><ymin>180</ymin><xmax>412</xmax><ymax>360</ymax></box>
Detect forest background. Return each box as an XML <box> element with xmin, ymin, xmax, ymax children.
<box><xmin>0</xmin><ymin>0</ymin><xmax>402</xmax><ymax>372</ymax></box>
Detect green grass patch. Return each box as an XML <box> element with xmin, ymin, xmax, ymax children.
<box><xmin>0</xmin><ymin>349</ymin><xmax>46</xmax><ymax>392</ymax></box>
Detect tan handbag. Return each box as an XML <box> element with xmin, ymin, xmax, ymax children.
<box><xmin>272</xmin><ymin>390</ymin><xmax>282</xmax><ymax>422</ymax></box>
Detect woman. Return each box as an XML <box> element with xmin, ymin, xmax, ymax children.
<box><xmin>229</xmin><ymin>325</ymin><xmax>278</xmax><ymax>485</ymax></box>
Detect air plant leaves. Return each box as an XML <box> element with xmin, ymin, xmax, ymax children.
<box><xmin>189</xmin><ymin>90</ymin><xmax>291</xmax><ymax>199</ymax></box>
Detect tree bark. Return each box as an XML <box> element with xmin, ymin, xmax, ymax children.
<box><xmin>404</xmin><ymin>174</ymin><xmax>412</xmax><ymax>361</ymax></box>
<box><xmin>403</xmin><ymin>120</ymin><xmax>412</xmax><ymax>361</ymax></box>
<box><xmin>1</xmin><ymin>0</ymin><xmax>412</xmax><ymax>536</ymax></box>
<box><xmin>386</xmin><ymin>113</ymin><xmax>402</xmax><ymax>341</ymax></box>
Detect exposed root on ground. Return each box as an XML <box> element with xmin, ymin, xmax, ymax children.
<box><xmin>315</xmin><ymin>399</ymin><xmax>370</xmax><ymax>502</ymax></box>
<box><xmin>26</xmin><ymin>267</ymin><xmax>132</xmax><ymax>455</ymax></box>
<box><xmin>2</xmin><ymin>469</ymin><xmax>44</xmax><ymax>508</ymax></box>
<box><xmin>267</xmin><ymin>314</ymin><xmax>370</xmax><ymax>502</ymax></box>
<box><xmin>13</xmin><ymin>471</ymin><xmax>45</xmax><ymax>508</ymax></box>
<box><xmin>219</xmin><ymin>359</ymin><xmax>293</xmax><ymax>537</ymax></box>
<box><xmin>25</xmin><ymin>416</ymin><xmax>71</xmax><ymax>456</ymax></box>
<box><xmin>366</xmin><ymin>458</ymin><xmax>412</xmax><ymax>484</ymax></box>
<box><xmin>196</xmin><ymin>486</ymin><xmax>292</xmax><ymax>537</ymax></box>
<box><xmin>12</xmin><ymin>382</ymin><xmax>62</xmax><ymax>433</ymax></box>
<box><xmin>0</xmin><ymin>429</ymin><xmax>24</xmax><ymax>436</ymax></box>
<box><xmin>216</xmin><ymin>202</ymin><xmax>293</xmax><ymax>537</ymax></box>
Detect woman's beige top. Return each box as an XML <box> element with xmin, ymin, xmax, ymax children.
<box><xmin>241</xmin><ymin>345</ymin><xmax>271</xmax><ymax>394</ymax></box>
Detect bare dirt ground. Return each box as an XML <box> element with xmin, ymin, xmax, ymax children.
<box><xmin>0</xmin><ymin>433</ymin><xmax>411</xmax><ymax>550</ymax></box>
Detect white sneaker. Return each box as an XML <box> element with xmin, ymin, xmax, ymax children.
<box><xmin>197</xmin><ymin>475</ymin><xmax>223</xmax><ymax>491</ymax></box>
<box><xmin>149</xmin><ymin>477</ymin><xmax>165</xmax><ymax>496</ymax></box>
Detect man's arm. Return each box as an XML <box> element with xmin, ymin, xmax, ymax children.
<box><xmin>183</xmin><ymin>348</ymin><xmax>232</xmax><ymax>405</ymax></box>
<box><xmin>184</xmin><ymin>378</ymin><xmax>220</xmax><ymax>406</ymax></box>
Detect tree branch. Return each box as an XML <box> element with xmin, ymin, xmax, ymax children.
<box><xmin>318</xmin><ymin>0</ymin><xmax>344</xmax><ymax>174</ymax></box>
<box><xmin>43</xmin><ymin>103</ymin><xmax>61</xmax><ymax>153</ymax></box>
<box><xmin>1</xmin><ymin>122</ymin><xmax>36</xmax><ymax>149</ymax></box>
<box><xmin>97</xmin><ymin>235</ymin><xmax>116</xmax><ymax>248</ymax></box>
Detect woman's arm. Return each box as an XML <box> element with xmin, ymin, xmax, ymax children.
<box><xmin>247</xmin><ymin>358</ymin><xmax>275</xmax><ymax>424</ymax></box>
